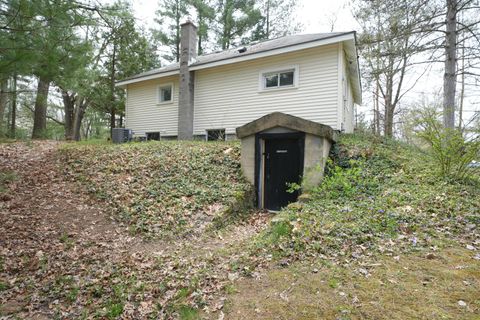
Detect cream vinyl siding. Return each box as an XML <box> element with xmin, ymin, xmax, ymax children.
<box><xmin>125</xmin><ymin>76</ymin><xmax>179</xmax><ymax>137</ymax></box>
<box><xmin>193</xmin><ymin>44</ymin><xmax>340</xmax><ymax>135</ymax></box>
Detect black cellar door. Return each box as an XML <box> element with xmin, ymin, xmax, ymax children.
<box><xmin>264</xmin><ymin>138</ymin><xmax>303</xmax><ymax>211</ymax></box>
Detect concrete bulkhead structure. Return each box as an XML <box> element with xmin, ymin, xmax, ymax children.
<box><xmin>236</xmin><ymin>112</ymin><xmax>336</xmax><ymax>210</ymax></box>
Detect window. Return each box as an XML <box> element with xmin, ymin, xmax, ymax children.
<box><xmin>158</xmin><ymin>84</ymin><xmax>173</xmax><ymax>103</ymax></box>
<box><xmin>261</xmin><ymin>67</ymin><xmax>298</xmax><ymax>90</ymax></box>
<box><xmin>206</xmin><ymin>129</ymin><xmax>226</xmax><ymax>141</ymax></box>
<box><xmin>146</xmin><ymin>132</ymin><xmax>160</xmax><ymax>141</ymax></box>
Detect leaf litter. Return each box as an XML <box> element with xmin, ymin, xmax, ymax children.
<box><xmin>0</xmin><ymin>141</ymin><xmax>270</xmax><ymax>319</ymax></box>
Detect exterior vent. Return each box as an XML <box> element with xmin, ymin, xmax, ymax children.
<box><xmin>112</xmin><ymin>128</ymin><xmax>132</xmax><ymax>144</ymax></box>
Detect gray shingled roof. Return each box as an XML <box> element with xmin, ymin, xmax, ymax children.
<box><xmin>119</xmin><ymin>32</ymin><xmax>353</xmax><ymax>83</ymax></box>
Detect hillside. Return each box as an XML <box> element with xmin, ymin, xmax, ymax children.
<box><xmin>253</xmin><ymin>134</ymin><xmax>479</xmax><ymax>264</ymax></box>
<box><xmin>1</xmin><ymin>136</ymin><xmax>478</xmax><ymax>319</ymax></box>
<box><xmin>60</xmin><ymin>141</ymin><xmax>254</xmax><ymax>238</ymax></box>
<box><xmin>228</xmin><ymin>134</ymin><xmax>480</xmax><ymax>318</ymax></box>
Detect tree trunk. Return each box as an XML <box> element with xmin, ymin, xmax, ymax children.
<box><xmin>384</xmin><ymin>103</ymin><xmax>394</xmax><ymax>138</ymax></box>
<box><xmin>374</xmin><ymin>79</ymin><xmax>380</xmax><ymax>135</ymax></box>
<box><xmin>110</xmin><ymin>109</ymin><xmax>116</xmax><ymax>137</ymax></box>
<box><xmin>109</xmin><ymin>43</ymin><xmax>116</xmax><ymax>138</ymax></box>
<box><xmin>384</xmin><ymin>76</ymin><xmax>394</xmax><ymax>137</ymax></box>
<box><xmin>10</xmin><ymin>74</ymin><xmax>17</xmax><ymax>137</ymax></box>
<box><xmin>32</xmin><ymin>76</ymin><xmax>50</xmax><ymax>139</ymax></box>
<box><xmin>266</xmin><ymin>0</ymin><xmax>270</xmax><ymax>38</ymax></box>
<box><xmin>73</xmin><ymin>98</ymin><xmax>88</xmax><ymax>141</ymax></box>
<box><xmin>458</xmin><ymin>45</ymin><xmax>465</xmax><ymax>131</ymax></box>
<box><xmin>62</xmin><ymin>90</ymin><xmax>75</xmax><ymax>140</ymax></box>
<box><xmin>443</xmin><ymin>0</ymin><xmax>457</xmax><ymax>129</ymax></box>
<box><xmin>0</xmin><ymin>77</ymin><xmax>8</xmax><ymax>133</ymax></box>
<box><xmin>198</xmin><ymin>11</ymin><xmax>203</xmax><ymax>55</ymax></box>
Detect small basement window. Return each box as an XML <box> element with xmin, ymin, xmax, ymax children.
<box><xmin>206</xmin><ymin>129</ymin><xmax>226</xmax><ymax>141</ymax></box>
<box><xmin>146</xmin><ymin>132</ymin><xmax>160</xmax><ymax>141</ymax></box>
<box><xmin>158</xmin><ymin>84</ymin><xmax>173</xmax><ymax>103</ymax></box>
<box><xmin>261</xmin><ymin>66</ymin><xmax>298</xmax><ymax>90</ymax></box>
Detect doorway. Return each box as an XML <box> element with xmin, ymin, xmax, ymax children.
<box><xmin>256</xmin><ymin>133</ymin><xmax>304</xmax><ymax>211</ymax></box>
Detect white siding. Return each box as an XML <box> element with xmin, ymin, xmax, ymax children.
<box><xmin>193</xmin><ymin>44</ymin><xmax>340</xmax><ymax>135</ymax></box>
<box><xmin>125</xmin><ymin>76</ymin><xmax>179</xmax><ymax>137</ymax></box>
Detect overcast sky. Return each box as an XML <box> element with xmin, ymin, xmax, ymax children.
<box><xmin>130</xmin><ymin>0</ymin><xmax>359</xmax><ymax>33</ymax></box>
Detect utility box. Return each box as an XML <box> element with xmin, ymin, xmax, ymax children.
<box><xmin>112</xmin><ymin>128</ymin><xmax>132</xmax><ymax>144</ymax></box>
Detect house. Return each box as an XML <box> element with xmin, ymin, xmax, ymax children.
<box><xmin>116</xmin><ymin>21</ymin><xmax>362</xmax><ymax>210</ymax></box>
<box><xmin>116</xmin><ymin>20</ymin><xmax>361</xmax><ymax>141</ymax></box>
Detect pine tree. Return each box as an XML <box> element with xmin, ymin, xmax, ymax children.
<box><xmin>215</xmin><ymin>0</ymin><xmax>262</xmax><ymax>50</ymax></box>
<box><xmin>189</xmin><ymin>0</ymin><xmax>215</xmax><ymax>55</ymax></box>
<box><xmin>152</xmin><ymin>0</ymin><xmax>189</xmax><ymax>62</ymax></box>
<box><xmin>256</xmin><ymin>0</ymin><xmax>300</xmax><ymax>40</ymax></box>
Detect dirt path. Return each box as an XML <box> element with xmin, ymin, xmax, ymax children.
<box><xmin>0</xmin><ymin>141</ymin><xmax>270</xmax><ymax>319</ymax></box>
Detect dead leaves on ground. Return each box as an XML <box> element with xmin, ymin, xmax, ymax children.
<box><xmin>0</xmin><ymin>141</ymin><xmax>268</xmax><ymax>319</ymax></box>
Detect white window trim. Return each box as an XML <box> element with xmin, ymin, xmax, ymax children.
<box><xmin>258</xmin><ymin>65</ymin><xmax>299</xmax><ymax>92</ymax></box>
<box><xmin>157</xmin><ymin>83</ymin><xmax>174</xmax><ymax>105</ymax></box>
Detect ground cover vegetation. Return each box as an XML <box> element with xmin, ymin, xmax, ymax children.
<box><xmin>60</xmin><ymin>141</ymin><xmax>253</xmax><ymax>238</ymax></box>
<box><xmin>252</xmin><ymin>133</ymin><xmax>479</xmax><ymax>265</ymax></box>
<box><xmin>0</xmin><ymin>134</ymin><xmax>479</xmax><ymax>319</ymax></box>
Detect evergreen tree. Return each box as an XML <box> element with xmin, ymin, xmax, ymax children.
<box><xmin>152</xmin><ymin>0</ymin><xmax>189</xmax><ymax>62</ymax></box>
<box><xmin>189</xmin><ymin>0</ymin><xmax>215</xmax><ymax>55</ymax></box>
<box><xmin>93</xmin><ymin>1</ymin><xmax>159</xmax><ymax>136</ymax></box>
<box><xmin>255</xmin><ymin>0</ymin><xmax>300</xmax><ymax>40</ymax></box>
<box><xmin>216</xmin><ymin>0</ymin><xmax>262</xmax><ymax>50</ymax></box>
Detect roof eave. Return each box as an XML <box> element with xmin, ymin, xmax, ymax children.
<box><xmin>115</xmin><ymin>70</ymin><xmax>179</xmax><ymax>87</ymax></box>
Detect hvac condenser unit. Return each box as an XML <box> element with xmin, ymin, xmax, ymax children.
<box><xmin>112</xmin><ymin>128</ymin><xmax>132</xmax><ymax>144</ymax></box>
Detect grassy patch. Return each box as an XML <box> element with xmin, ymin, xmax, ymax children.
<box><xmin>226</xmin><ymin>246</ymin><xmax>480</xmax><ymax>319</ymax></box>
<box><xmin>59</xmin><ymin>141</ymin><xmax>253</xmax><ymax>238</ymax></box>
<box><xmin>0</xmin><ymin>170</ymin><xmax>17</xmax><ymax>194</ymax></box>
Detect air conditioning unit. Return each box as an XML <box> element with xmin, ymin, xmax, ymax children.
<box><xmin>112</xmin><ymin>128</ymin><xmax>132</xmax><ymax>144</ymax></box>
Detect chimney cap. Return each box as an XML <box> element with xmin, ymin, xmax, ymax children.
<box><xmin>181</xmin><ymin>19</ymin><xmax>197</xmax><ymax>29</ymax></box>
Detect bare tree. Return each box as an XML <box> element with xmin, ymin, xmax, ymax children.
<box><xmin>354</xmin><ymin>0</ymin><xmax>440</xmax><ymax>137</ymax></box>
<box><xmin>443</xmin><ymin>0</ymin><xmax>457</xmax><ymax>129</ymax></box>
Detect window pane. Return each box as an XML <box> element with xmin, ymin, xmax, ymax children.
<box><xmin>265</xmin><ymin>74</ymin><xmax>279</xmax><ymax>88</ymax></box>
<box><xmin>160</xmin><ymin>86</ymin><xmax>172</xmax><ymax>102</ymax></box>
<box><xmin>279</xmin><ymin>71</ymin><xmax>294</xmax><ymax>86</ymax></box>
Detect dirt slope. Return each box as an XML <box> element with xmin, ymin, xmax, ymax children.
<box><xmin>0</xmin><ymin>141</ymin><xmax>269</xmax><ymax>319</ymax></box>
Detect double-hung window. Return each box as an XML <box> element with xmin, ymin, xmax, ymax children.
<box><xmin>158</xmin><ymin>84</ymin><xmax>173</xmax><ymax>104</ymax></box>
<box><xmin>260</xmin><ymin>66</ymin><xmax>298</xmax><ymax>90</ymax></box>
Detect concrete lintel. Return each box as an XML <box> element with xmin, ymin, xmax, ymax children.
<box><xmin>236</xmin><ymin>112</ymin><xmax>336</xmax><ymax>142</ymax></box>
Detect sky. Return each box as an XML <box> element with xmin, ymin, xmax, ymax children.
<box><xmin>130</xmin><ymin>0</ymin><xmax>360</xmax><ymax>34</ymax></box>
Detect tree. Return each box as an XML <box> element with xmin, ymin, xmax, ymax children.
<box><xmin>24</xmin><ymin>0</ymin><xmax>95</xmax><ymax>138</ymax></box>
<box><xmin>189</xmin><ymin>0</ymin><xmax>215</xmax><ymax>55</ymax></box>
<box><xmin>94</xmin><ymin>2</ymin><xmax>159</xmax><ymax>137</ymax></box>
<box><xmin>0</xmin><ymin>0</ymin><xmax>33</xmax><ymax>135</ymax></box>
<box><xmin>255</xmin><ymin>0</ymin><xmax>300</xmax><ymax>40</ymax></box>
<box><xmin>354</xmin><ymin>0</ymin><xmax>440</xmax><ymax>137</ymax></box>
<box><xmin>152</xmin><ymin>0</ymin><xmax>189</xmax><ymax>62</ymax></box>
<box><xmin>215</xmin><ymin>0</ymin><xmax>262</xmax><ymax>50</ymax></box>
<box><xmin>440</xmin><ymin>0</ymin><xmax>480</xmax><ymax>130</ymax></box>
<box><xmin>443</xmin><ymin>0</ymin><xmax>457</xmax><ymax>129</ymax></box>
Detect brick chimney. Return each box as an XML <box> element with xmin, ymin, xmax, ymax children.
<box><xmin>178</xmin><ymin>20</ymin><xmax>197</xmax><ymax>140</ymax></box>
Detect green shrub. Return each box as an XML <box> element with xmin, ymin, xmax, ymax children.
<box><xmin>416</xmin><ymin>110</ymin><xmax>480</xmax><ymax>181</ymax></box>
<box><xmin>314</xmin><ymin>159</ymin><xmax>363</xmax><ymax>199</ymax></box>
